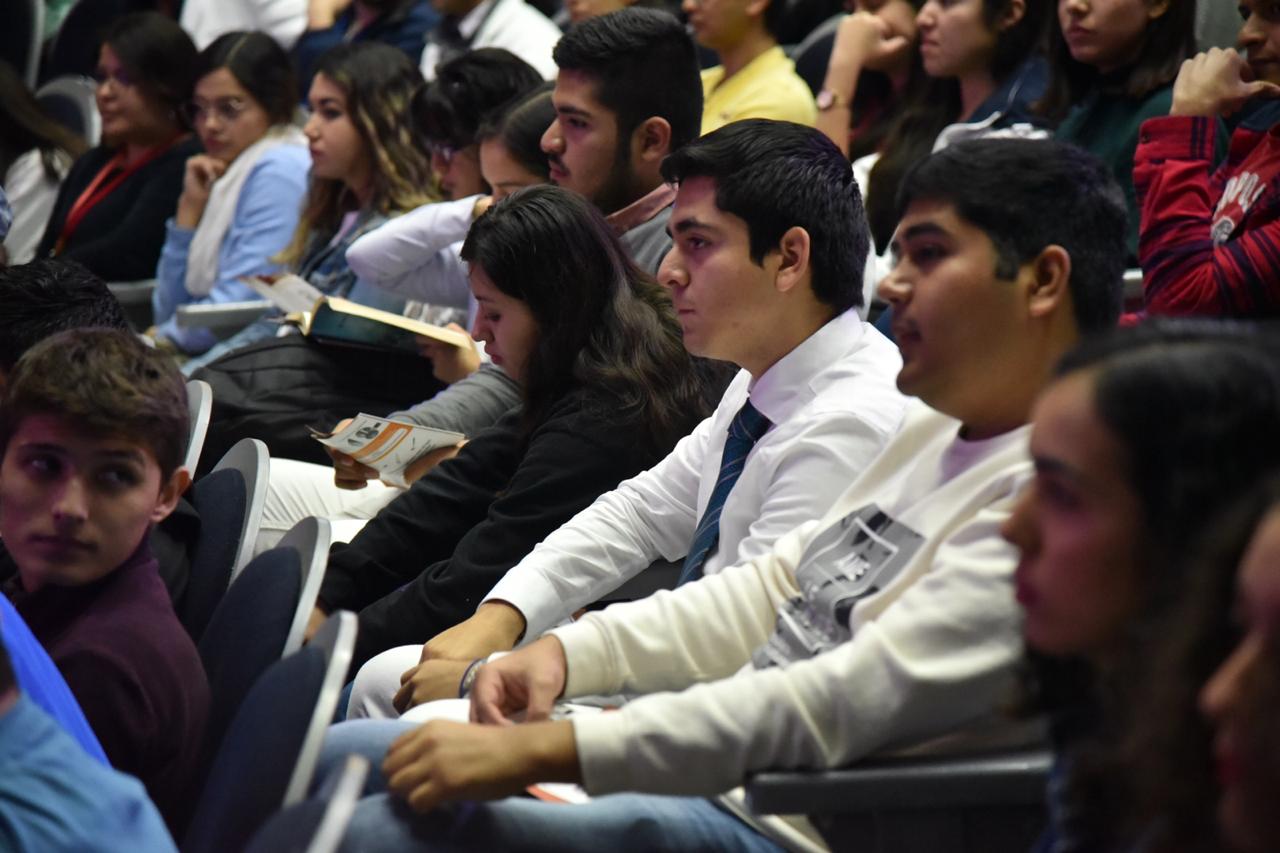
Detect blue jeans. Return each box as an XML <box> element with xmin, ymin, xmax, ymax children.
<box><xmin>318</xmin><ymin>720</ymin><xmax>786</xmax><ymax>853</ymax></box>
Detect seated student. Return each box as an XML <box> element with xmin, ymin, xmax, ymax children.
<box><xmin>0</xmin><ymin>61</ymin><xmax>88</xmax><ymax>266</ymax></box>
<box><xmin>255</xmin><ymin>85</ymin><xmax>554</xmax><ymax>553</ymax></box>
<box><xmin>184</xmin><ymin>41</ymin><xmax>436</xmax><ymax>374</ymax></box>
<box><xmin>0</xmin><ymin>258</ymin><xmax>202</xmax><ymax>609</ymax></box>
<box><xmin>293</xmin><ymin>0</ymin><xmax>440</xmax><ymax>94</ymax></box>
<box><xmin>1197</xmin><ymin>477</ymin><xmax>1280</xmax><ymax>853</ymax></box>
<box><xmin>364</xmin><ymin>119</ymin><xmax>907</xmax><ymax>718</ymax></box>
<box><xmin>1136</xmin><ymin>0</ymin><xmax>1280</xmax><ymax>318</ymax></box>
<box><xmin>692</xmin><ymin>0</ymin><xmax>818</xmax><ymax>133</ymax></box>
<box><xmin>0</xmin><ymin>329</ymin><xmax>209</xmax><ymax>828</ymax></box>
<box><xmin>1000</xmin><ymin>323</ymin><xmax>1280</xmax><ymax>852</ymax></box>
<box><xmin>0</xmin><ymin>638</ymin><xmax>177</xmax><ymax>852</ymax></box>
<box><xmin>150</xmin><ymin>31</ymin><xmax>311</xmax><ymax>356</ymax></box>
<box><xmin>1039</xmin><ymin>0</ymin><xmax>1196</xmax><ymax>261</ymax></box>
<box><xmin>308</xmin><ymin>185</ymin><xmax>713</xmax><ymax>673</ymax></box>
<box><xmin>537</xmin><ymin>9</ymin><xmax>712</xmax><ymax>279</ymax></box>
<box><xmin>316</xmin><ymin>137</ymin><xmax>1127</xmax><ymax>852</ymax></box>
<box><xmin>35</xmin><ymin>13</ymin><xmax>201</xmax><ymax>282</ymax></box>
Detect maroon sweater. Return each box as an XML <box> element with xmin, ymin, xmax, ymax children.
<box><xmin>9</xmin><ymin>538</ymin><xmax>210</xmax><ymax>827</ymax></box>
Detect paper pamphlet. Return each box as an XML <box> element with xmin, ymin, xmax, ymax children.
<box><xmin>240</xmin><ymin>273</ymin><xmax>325</xmax><ymax>314</ymax></box>
<box><xmin>311</xmin><ymin>413</ymin><xmax>465</xmax><ymax>488</ymax></box>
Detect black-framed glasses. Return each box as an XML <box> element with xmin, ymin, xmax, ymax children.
<box><xmin>182</xmin><ymin>97</ymin><xmax>251</xmax><ymax>126</ymax></box>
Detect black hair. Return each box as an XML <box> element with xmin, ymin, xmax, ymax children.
<box><xmin>101</xmin><ymin>11</ymin><xmax>199</xmax><ymax>130</ymax></box>
<box><xmin>1038</xmin><ymin>0</ymin><xmax>1195</xmax><ymax>121</ymax></box>
<box><xmin>0</xmin><ymin>641</ymin><xmax>12</xmax><ymax>697</ymax></box>
<box><xmin>762</xmin><ymin>0</ymin><xmax>786</xmax><ymax>41</ymax></box>
<box><xmin>553</xmin><ymin>8</ymin><xmax>702</xmax><ymax>150</ymax></box>
<box><xmin>662</xmin><ymin>119</ymin><xmax>868</xmax><ymax>313</ymax></box>
<box><xmin>195</xmin><ymin>31</ymin><xmax>298</xmax><ymax>126</ymax></box>
<box><xmin>0</xmin><ymin>59</ymin><xmax>86</xmax><ymax>179</ymax></box>
<box><xmin>460</xmin><ymin>185</ymin><xmax>706</xmax><ymax>449</ymax></box>
<box><xmin>897</xmin><ymin>138</ymin><xmax>1126</xmax><ymax>333</ymax></box>
<box><xmin>476</xmin><ymin>85</ymin><xmax>556</xmax><ymax>180</ymax></box>
<box><xmin>0</xmin><ymin>259</ymin><xmax>128</xmax><ymax>374</ymax></box>
<box><xmin>415</xmin><ymin>48</ymin><xmax>543</xmax><ymax>149</ymax></box>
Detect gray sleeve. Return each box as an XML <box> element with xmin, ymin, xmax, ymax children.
<box><xmin>389</xmin><ymin>363</ymin><xmax>521</xmax><ymax>435</ymax></box>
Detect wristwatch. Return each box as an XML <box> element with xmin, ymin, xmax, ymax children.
<box><xmin>816</xmin><ymin>88</ymin><xmax>849</xmax><ymax>112</ymax></box>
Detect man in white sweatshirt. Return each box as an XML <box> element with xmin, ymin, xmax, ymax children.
<box><xmin>320</xmin><ymin>137</ymin><xmax>1129</xmax><ymax>852</ymax></box>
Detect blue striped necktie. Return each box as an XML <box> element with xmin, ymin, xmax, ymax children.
<box><xmin>678</xmin><ymin>399</ymin><xmax>772</xmax><ymax>585</ymax></box>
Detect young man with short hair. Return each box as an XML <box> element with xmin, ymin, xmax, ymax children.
<box><xmin>691</xmin><ymin>0</ymin><xmax>817</xmax><ymax>134</ymax></box>
<box><xmin>317</xmin><ymin>137</ymin><xmax>1128</xmax><ymax>851</ymax></box>
<box><xmin>541</xmin><ymin>7</ymin><xmax>704</xmax><ymax>273</ymax></box>
<box><xmin>352</xmin><ymin>120</ymin><xmax>907</xmax><ymax>717</ymax></box>
<box><xmin>0</xmin><ymin>329</ymin><xmax>209</xmax><ymax>830</ymax></box>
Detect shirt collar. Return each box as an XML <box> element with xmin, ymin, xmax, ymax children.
<box><xmin>606</xmin><ymin>183</ymin><xmax>677</xmax><ymax>236</ymax></box>
<box><xmin>748</xmin><ymin>309</ymin><xmax>866</xmax><ymax>425</ymax></box>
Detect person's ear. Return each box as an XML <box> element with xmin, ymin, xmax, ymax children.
<box><xmin>997</xmin><ymin>0</ymin><xmax>1026</xmax><ymax>31</ymax></box>
<box><xmin>745</xmin><ymin>0</ymin><xmax>769</xmax><ymax>20</ymax></box>
<box><xmin>150</xmin><ymin>466</ymin><xmax>191</xmax><ymax>524</ymax></box>
<box><xmin>632</xmin><ymin>116</ymin><xmax>672</xmax><ymax>165</ymax></box>
<box><xmin>773</xmin><ymin>226</ymin><xmax>813</xmax><ymax>295</ymax></box>
<box><xmin>1145</xmin><ymin>0</ymin><xmax>1171</xmax><ymax>20</ymax></box>
<box><xmin>1025</xmin><ymin>245</ymin><xmax>1072</xmax><ymax>319</ymax></box>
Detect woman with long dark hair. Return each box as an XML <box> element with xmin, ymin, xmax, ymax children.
<box><xmin>1040</xmin><ymin>0</ymin><xmax>1196</xmax><ymax>260</ymax></box>
<box><xmin>1002</xmin><ymin>322</ymin><xmax>1280</xmax><ymax>852</ymax></box>
<box><xmin>311</xmin><ymin>184</ymin><xmax>713</xmax><ymax>673</ymax></box>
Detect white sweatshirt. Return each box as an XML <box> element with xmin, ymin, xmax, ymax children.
<box><xmin>549</xmin><ymin>401</ymin><xmax>1032</xmax><ymax>849</ymax></box>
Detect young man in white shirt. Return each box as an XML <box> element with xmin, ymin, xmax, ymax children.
<box><xmin>347</xmin><ymin>119</ymin><xmax>908</xmax><ymax>717</ymax></box>
<box><xmin>318</xmin><ymin>136</ymin><xmax>1129</xmax><ymax>852</ymax></box>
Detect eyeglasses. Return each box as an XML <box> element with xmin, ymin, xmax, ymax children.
<box><xmin>91</xmin><ymin>67</ymin><xmax>136</xmax><ymax>89</ymax></box>
<box><xmin>427</xmin><ymin>141</ymin><xmax>460</xmax><ymax>163</ymax></box>
<box><xmin>182</xmin><ymin>98</ymin><xmax>252</xmax><ymax>127</ymax></box>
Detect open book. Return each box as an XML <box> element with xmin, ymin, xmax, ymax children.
<box><xmin>310</xmin><ymin>413</ymin><xmax>465</xmax><ymax>488</ymax></box>
<box><xmin>241</xmin><ymin>274</ymin><xmax>470</xmax><ymax>353</ymax></box>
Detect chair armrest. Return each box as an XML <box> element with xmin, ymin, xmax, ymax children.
<box><xmin>176</xmin><ymin>300</ymin><xmax>273</xmax><ymax>332</ymax></box>
<box><xmin>107</xmin><ymin>279</ymin><xmax>157</xmax><ymax>306</ymax></box>
<box><xmin>746</xmin><ymin>749</ymin><xmax>1051</xmax><ymax>816</ymax></box>
<box><xmin>1123</xmin><ymin>269</ymin><xmax>1143</xmax><ymax>302</ymax></box>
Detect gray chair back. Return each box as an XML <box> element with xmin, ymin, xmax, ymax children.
<box><xmin>35</xmin><ymin>75</ymin><xmax>101</xmax><ymax>145</ymax></box>
<box><xmin>185</xmin><ymin>379</ymin><xmax>214</xmax><ymax>476</ymax></box>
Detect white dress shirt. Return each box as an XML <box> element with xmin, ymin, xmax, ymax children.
<box><xmin>344</xmin><ymin>195</ymin><xmax>478</xmax><ymax>327</ymax></box>
<box><xmin>484</xmin><ymin>309</ymin><xmax>908</xmax><ymax>640</ymax></box>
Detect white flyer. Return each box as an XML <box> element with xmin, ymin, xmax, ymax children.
<box><xmin>311</xmin><ymin>413</ymin><xmax>465</xmax><ymax>488</ymax></box>
<box><xmin>240</xmin><ymin>273</ymin><xmax>325</xmax><ymax>314</ymax></box>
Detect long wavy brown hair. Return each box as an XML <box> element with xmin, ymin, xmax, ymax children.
<box><xmin>279</xmin><ymin>42</ymin><xmax>437</xmax><ymax>265</ymax></box>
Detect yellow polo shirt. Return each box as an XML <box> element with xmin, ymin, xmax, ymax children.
<box><xmin>700</xmin><ymin>45</ymin><xmax>818</xmax><ymax>135</ymax></box>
